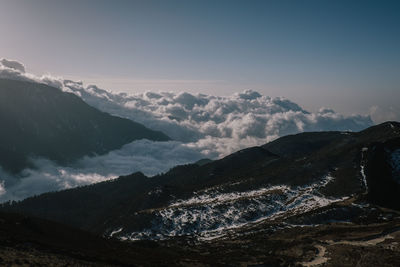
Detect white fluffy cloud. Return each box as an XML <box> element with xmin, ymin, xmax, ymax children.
<box><xmin>370</xmin><ymin>105</ymin><xmax>400</xmax><ymax>123</ymax></box>
<box><xmin>59</xmin><ymin>84</ymin><xmax>372</xmax><ymax>157</ymax></box>
<box><xmin>0</xmin><ymin>59</ymin><xmax>374</xmax><ymax>201</ymax></box>
<box><xmin>0</xmin><ymin>140</ymin><xmax>204</xmax><ymax>202</ymax></box>
<box><xmin>0</xmin><ymin>58</ymin><xmax>25</xmax><ymax>73</ymax></box>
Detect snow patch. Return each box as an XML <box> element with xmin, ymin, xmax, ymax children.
<box><xmin>109</xmin><ymin>227</ymin><xmax>123</xmax><ymax>237</ymax></box>
<box><xmin>360</xmin><ymin>165</ymin><xmax>368</xmax><ymax>191</ymax></box>
<box><xmin>120</xmin><ymin>175</ymin><xmax>348</xmax><ymax>241</ymax></box>
<box><xmin>360</xmin><ymin>148</ymin><xmax>369</xmax><ymax>192</ymax></box>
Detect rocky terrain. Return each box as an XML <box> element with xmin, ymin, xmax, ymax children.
<box><xmin>1</xmin><ymin>122</ymin><xmax>399</xmax><ymax>266</ymax></box>
<box><xmin>1</xmin><ymin>202</ymin><xmax>400</xmax><ymax>266</ymax></box>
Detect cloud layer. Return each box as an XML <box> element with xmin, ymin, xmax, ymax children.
<box><xmin>0</xmin><ymin>59</ymin><xmax>374</xmax><ymax>201</ymax></box>
<box><xmin>0</xmin><ymin>140</ymin><xmax>204</xmax><ymax>202</ymax></box>
<box><xmin>58</xmin><ymin>83</ymin><xmax>373</xmax><ymax>157</ymax></box>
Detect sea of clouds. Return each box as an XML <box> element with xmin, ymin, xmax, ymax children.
<box><xmin>0</xmin><ymin>58</ymin><xmax>373</xmax><ymax>201</ymax></box>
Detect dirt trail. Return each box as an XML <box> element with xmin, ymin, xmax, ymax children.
<box><xmin>300</xmin><ymin>229</ymin><xmax>400</xmax><ymax>266</ymax></box>
<box><xmin>326</xmin><ymin>233</ymin><xmax>394</xmax><ymax>247</ymax></box>
<box><xmin>299</xmin><ymin>245</ymin><xmax>328</xmax><ymax>267</ymax></box>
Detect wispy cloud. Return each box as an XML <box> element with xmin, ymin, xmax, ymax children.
<box><xmin>370</xmin><ymin>105</ymin><xmax>400</xmax><ymax>123</ymax></box>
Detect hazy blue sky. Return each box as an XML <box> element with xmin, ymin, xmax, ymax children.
<box><xmin>1</xmin><ymin>0</ymin><xmax>399</xmax><ymax>120</ymax></box>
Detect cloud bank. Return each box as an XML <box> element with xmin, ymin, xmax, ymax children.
<box><xmin>0</xmin><ymin>140</ymin><xmax>204</xmax><ymax>202</ymax></box>
<box><xmin>0</xmin><ymin>59</ymin><xmax>374</xmax><ymax>201</ymax></box>
<box><xmin>55</xmin><ymin>83</ymin><xmax>373</xmax><ymax>157</ymax></box>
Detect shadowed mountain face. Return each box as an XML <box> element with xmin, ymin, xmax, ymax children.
<box><xmin>4</xmin><ymin>122</ymin><xmax>400</xmax><ymax>242</ymax></box>
<box><xmin>0</xmin><ymin>79</ymin><xmax>169</xmax><ymax>173</ymax></box>
<box><xmin>0</xmin><ymin>211</ymin><xmax>185</xmax><ymax>266</ymax></box>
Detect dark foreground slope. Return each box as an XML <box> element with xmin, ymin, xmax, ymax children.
<box><xmin>2</xmin><ymin>122</ymin><xmax>400</xmax><ymax>266</ymax></box>
<box><xmin>5</xmin><ymin>122</ymin><xmax>400</xmax><ymax>238</ymax></box>
<box><xmin>0</xmin><ymin>211</ymin><xmax>186</xmax><ymax>266</ymax></box>
<box><xmin>1</xmin><ymin>209</ymin><xmax>400</xmax><ymax>266</ymax></box>
<box><xmin>0</xmin><ymin>79</ymin><xmax>169</xmax><ymax>173</ymax></box>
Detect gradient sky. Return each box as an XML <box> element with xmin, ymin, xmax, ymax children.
<box><xmin>1</xmin><ymin>0</ymin><xmax>399</xmax><ymax>121</ymax></box>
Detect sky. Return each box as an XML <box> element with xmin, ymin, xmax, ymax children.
<box><xmin>0</xmin><ymin>0</ymin><xmax>399</xmax><ymax>120</ymax></box>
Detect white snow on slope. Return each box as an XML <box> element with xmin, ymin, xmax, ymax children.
<box><xmin>360</xmin><ymin>147</ymin><xmax>369</xmax><ymax>192</ymax></box>
<box><xmin>120</xmin><ymin>175</ymin><xmax>348</xmax><ymax>241</ymax></box>
<box><xmin>110</xmin><ymin>228</ymin><xmax>123</xmax><ymax>237</ymax></box>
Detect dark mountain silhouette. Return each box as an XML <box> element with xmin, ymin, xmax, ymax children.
<box><xmin>4</xmin><ymin>122</ymin><xmax>400</xmax><ymax>239</ymax></box>
<box><xmin>2</xmin><ymin>122</ymin><xmax>400</xmax><ymax>266</ymax></box>
<box><xmin>0</xmin><ymin>79</ymin><xmax>169</xmax><ymax>173</ymax></box>
<box><xmin>0</xmin><ymin>211</ymin><xmax>185</xmax><ymax>266</ymax></box>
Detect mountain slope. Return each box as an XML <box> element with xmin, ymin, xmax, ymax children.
<box><xmin>0</xmin><ymin>211</ymin><xmax>187</xmax><ymax>266</ymax></box>
<box><xmin>0</xmin><ymin>79</ymin><xmax>169</xmax><ymax>173</ymax></box>
<box><xmin>2</xmin><ymin>209</ymin><xmax>400</xmax><ymax>266</ymax></box>
<box><xmin>3</xmin><ymin>122</ymin><xmax>400</xmax><ymax>266</ymax></box>
<box><xmin>4</xmin><ymin>122</ymin><xmax>400</xmax><ymax>241</ymax></box>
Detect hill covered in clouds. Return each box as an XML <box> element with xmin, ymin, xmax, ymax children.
<box><xmin>0</xmin><ymin>58</ymin><xmax>374</xmax><ymax>201</ymax></box>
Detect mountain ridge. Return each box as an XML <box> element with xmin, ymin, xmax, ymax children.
<box><xmin>3</xmin><ymin>122</ymin><xmax>400</xmax><ymax>240</ymax></box>
<box><xmin>2</xmin><ymin>121</ymin><xmax>400</xmax><ymax>266</ymax></box>
<box><xmin>0</xmin><ymin>79</ymin><xmax>170</xmax><ymax>173</ymax></box>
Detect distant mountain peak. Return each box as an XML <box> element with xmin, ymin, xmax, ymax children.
<box><xmin>0</xmin><ymin>79</ymin><xmax>170</xmax><ymax>173</ymax></box>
